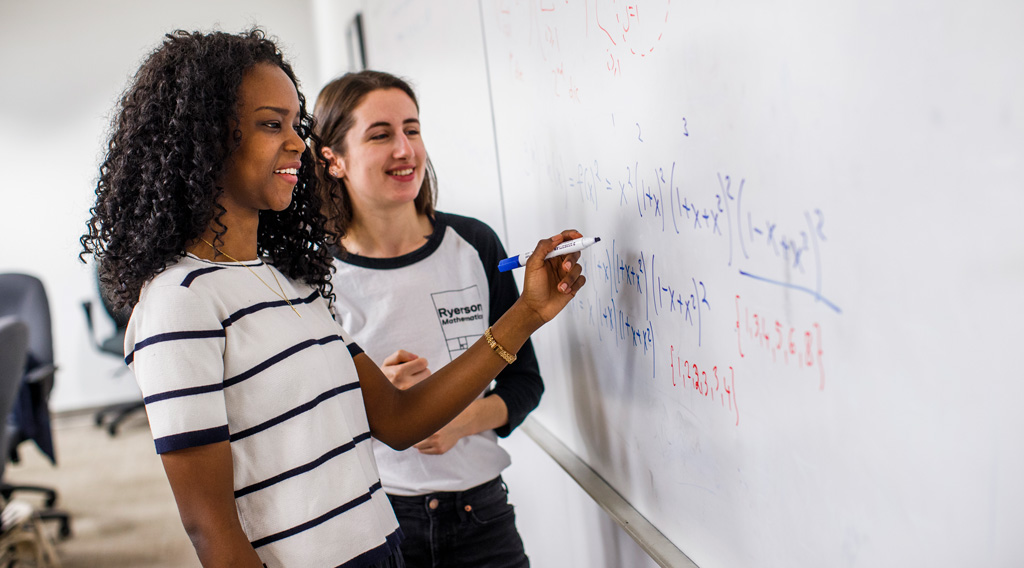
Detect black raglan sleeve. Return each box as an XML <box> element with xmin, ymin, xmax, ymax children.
<box><xmin>441</xmin><ymin>212</ymin><xmax>544</xmax><ymax>437</ymax></box>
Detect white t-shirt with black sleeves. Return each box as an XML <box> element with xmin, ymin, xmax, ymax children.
<box><xmin>125</xmin><ymin>253</ymin><xmax>400</xmax><ymax>568</ymax></box>
<box><xmin>331</xmin><ymin>211</ymin><xmax>544</xmax><ymax>496</ymax></box>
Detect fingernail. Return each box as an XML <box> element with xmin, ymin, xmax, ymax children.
<box><xmin>559</xmin><ymin>283</ymin><xmax>568</xmax><ymax>292</ymax></box>
<box><xmin>563</xmin><ymin>260</ymin><xmax>571</xmax><ymax>270</ymax></box>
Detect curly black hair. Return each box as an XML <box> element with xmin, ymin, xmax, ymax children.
<box><xmin>81</xmin><ymin>28</ymin><xmax>335</xmax><ymax>310</ymax></box>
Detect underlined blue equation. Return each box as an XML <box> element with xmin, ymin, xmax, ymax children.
<box><xmin>716</xmin><ymin>174</ymin><xmax>830</xmax><ymax>277</ymax></box>
<box><xmin>737</xmin><ymin>271</ymin><xmax>842</xmax><ymax>314</ymax></box>
<box><xmin>563</xmin><ymin>149</ymin><xmax>838</xmax><ymax>314</ymax></box>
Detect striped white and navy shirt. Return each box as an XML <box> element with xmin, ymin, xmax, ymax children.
<box><xmin>125</xmin><ymin>254</ymin><xmax>400</xmax><ymax>567</ymax></box>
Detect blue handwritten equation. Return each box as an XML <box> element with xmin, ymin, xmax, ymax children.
<box><xmin>553</xmin><ymin>118</ymin><xmax>843</xmax><ymax>425</ymax></box>
<box><xmin>565</xmin><ymin>238</ymin><xmax>714</xmax><ymax>380</ymax></box>
<box><xmin>565</xmin><ymin>132</ymin><xmax>840</xmax><ymax>313</ymax></box>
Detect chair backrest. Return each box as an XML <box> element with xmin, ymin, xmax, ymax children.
<box><xmin>0</xmin><ymin>316</ymin><xmax>30</xmax><ymax>481</ymax></box>
<box><xmin>0</xmin><ymin>274</ymin><xmax>53</xmax><ymax>368</ymax></box>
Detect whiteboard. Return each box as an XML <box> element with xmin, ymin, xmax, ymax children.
<box><xmin>478</xmin><ymin>1</ymin><xmax>1024</xmax><ymax>566</ymax></box>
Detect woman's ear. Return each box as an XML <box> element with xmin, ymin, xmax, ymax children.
<box><xmin>320</xmin><ymin>146</ymin><xmax>345</xmax><ymax>178</ymax></box>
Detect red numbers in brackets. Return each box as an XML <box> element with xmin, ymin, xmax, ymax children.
<box><xmin>669</xmin><ymin>345</ymin><xmax>739</xmax><ymax>426</ymax></box>
<box><xmin>734</xmin><ymin>295</ymin><xmax>826</xmax><ymax>390</ymax></box>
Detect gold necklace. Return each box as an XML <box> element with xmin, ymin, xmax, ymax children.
<box><xmin>200</xmin><ymin>238</ymin><xmax>301</xmax><ymax>318</ymax></box>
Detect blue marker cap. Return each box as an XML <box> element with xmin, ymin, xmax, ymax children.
<box><xmin>498</xmin><ymin>257</ymin><xmax>523</xmax><ymax>272</ymax></box>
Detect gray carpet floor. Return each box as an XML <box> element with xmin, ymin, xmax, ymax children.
<box><xmin>5</xmin><ymin>410</ymin><xmax>200</xmax><ymax>567</ymax></box>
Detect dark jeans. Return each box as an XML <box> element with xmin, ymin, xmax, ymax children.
<box><xmin>387</xmin><ymin>476</ymin><xmax>529</xmax><ymax>568</ymax></box>
<box><xmin>366</xmin><ymin>546</ymin><xmax>406</xmax><ymax>568</ymax></box>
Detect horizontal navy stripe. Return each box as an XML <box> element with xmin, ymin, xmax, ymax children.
<box><xmin>154</xmin><ymin>425</ymin><xmax>230</xmax><ymax>454</ymax></box>
<box><xmin>223</xmin><ymin>334</ymin><xmax>346</xmax><ymax>388</ymax></box>
<box><xmin>234</xmin><ymin>431</ymin><xmax>372</xmax><ymax>498</ymax></box>
<box><xmin>230</xmin><ymin>382</ymin><xmax>361</xmax><ymax>442</ymax></box>
<box><xmin>221</xmin><ymin>290</ymin><xmax>321</xmax><ymax>328</ymax></box>
<box><xmin>336</xmin><ymin>528</ymin><xmax>403</xmax><ymax>568</ymax></box>
<box><xmin>180</xmin><ymin>266</ymin><xmax>225</xmax><ymax>288</ymax></box>
<box><xmin>144</xmin><ymin>381</ymin><xmax>224</xmax><ymax>404</ymax></box>
<box><xmin>347</xmin><ymin>343</ymin><xmax>363</xmax><ymax>357</ymax></box>
<box><xmin>251</xmin><ymin>478</ymin><xmax>383</xmax><ymax>549</ymax></box>
<box><xmin>125</xmin><ymin>328</ymin><xmax>226</xmax><ymax>365</ymax></box>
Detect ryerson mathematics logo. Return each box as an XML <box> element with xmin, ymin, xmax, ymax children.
<box><xmin>436</xmin><ymin>304</ymin><xmax>484</xmax><ymax>325</ymax></box>
<box><xmin>431</xmin><ymin>285</ymin><xmax>485</xmax><ymax>360</ymax></box>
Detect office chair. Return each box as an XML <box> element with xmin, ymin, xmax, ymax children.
<box><xmin>0</xmin><ymin>273</ymin><xmax>72</xmax><ymax>539</ymax></box>
<box><xmin>0</xmin><ymin>317</ymin><xmax>62</xmax><ymax>566</ymax></box>
<box><xmin>0</xmin><ymin>318</ymin><xmax>29</xmax><ymax>488</ymax></box>
<box><xmin>81</xmin><ymin>269</ymin><xmax>143</xmax><ymax>437</ymax></box>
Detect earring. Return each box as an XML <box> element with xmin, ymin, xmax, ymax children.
<box><xmin>330</xmin><ymin>167</ymin><xmax>341</xmax><ymax>177</ymax></box>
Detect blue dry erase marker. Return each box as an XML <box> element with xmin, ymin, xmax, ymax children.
<box><xmin>498</xmin><ymin>237</ymin><xmax>601</xmax><ymax>272</ymax></box>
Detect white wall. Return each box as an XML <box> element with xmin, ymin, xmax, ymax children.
<box><xmin>0</xmin><ymin>0</ymin><xmax>320</xmax><ymax>412</ymax></box>
<box><xmin>311</xmin><ymin>0</ymin><xmax>508</xmax><ymax>237</ymax></box>
<box><xmin>0</xmin><ymin>2</ymin><xmax>658</xmax><ymax>566</ymax></box>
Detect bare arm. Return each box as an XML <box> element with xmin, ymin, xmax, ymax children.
<box><xmin>354</xmin><ymin>308</ymin><xmax>533</xmax><ymax>449</ymax></box>
<box><xmin>377</xmin><ymin>352</ymin><xmax>509</xmax><ymax>454</ymax></box>
<box><xmin>160</xmin><ymin>442</ymin><xmax>265</xmax><ymax>567</ymax></box>
<box><xmin>358</xmin><ymin>230</ymin><xmax>586</xmax><ymax>449</ymax></box>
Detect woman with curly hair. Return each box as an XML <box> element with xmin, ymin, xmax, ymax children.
<box><xmin>81</xmin><ymin>29</ymin><xmax>585</xmax><ymax>568</ymax></box>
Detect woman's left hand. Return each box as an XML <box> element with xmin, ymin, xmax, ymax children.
<box><xmin>413</xmin><ymin>421</ymin><xmax>464</xmax><ymax>455</ymax></box>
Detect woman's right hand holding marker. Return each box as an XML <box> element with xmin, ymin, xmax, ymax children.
<box><xmin>516</xmin><ymin>229</ymin><xmax>588</xmax><ymax>330</ymax></box>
